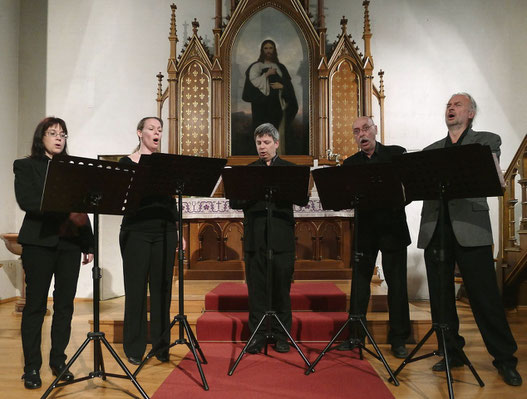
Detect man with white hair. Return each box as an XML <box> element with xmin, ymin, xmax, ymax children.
<box><xmin>337</xmin><ymin>116</ymin><xmax>412</xmax><ymax>359</ymax></box>
<box><xmin>418</xmin><ymin>93</ymin><xmax>522</xmax><ymax>386</ymax></box>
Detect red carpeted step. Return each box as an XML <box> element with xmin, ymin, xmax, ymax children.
<box><xmin>204</xmin><ymin>282</ymin><xmax>346</xmax><ymax>312</ymax></box>
<box><xmin>196</xmin><ymin>311</ymin><xmax>350</xmax><ymax>342</ymax></box>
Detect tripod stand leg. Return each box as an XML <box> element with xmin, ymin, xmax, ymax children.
<box><xmin>183</xmin><ymin>316</ymin><xmax>208</xmax><ymax>364</ymax></box>
<box><xmin>181</xmin><ymin>316</ymin><xmax>209</xmax><ymax>390</ymax></box>
<box><xmin>271</xmin><ymin>313</ymin><xmax>311</xmax><ymax>368</ymax></box>
<box><xmin>439</xmin><ymin>327</ymin><xmax>455</xmax><ymax>399</ymax></box>
<box><xmin>40</xmin><ymin>335</ymin><xmax>93</xmax><ymax>398</ymax></box>
<box><xmin>98</xmin><ymin>335</ymin><xmax>149</xmax><ymax>398</ymax></box>
<box><xmin>305</xmin><ymin>316</ymin><xmax>352</xmax><ymax>375</ymax></box>
<box><xmin>390</xmin><ymin>326</ymin><xmax>436</xmax><ymax>382</ymax></box>
<box><xmin>228</xmin><ymin>313</ymin><xmax>269</xmax><ymax>376</ymax></box>
<box><xmin>133</xmin><ymin>314</ymin><xmax>182</xmax><ymax>377</ymax></box>
<box><xmin>357</xmin><ymin>317</ymin><xmax>399</xmax><ymax>386</ymax></box>
<box><xmin>93</xmin><ymin>339</ymin><xmax>107</xmax><ymax>379</ymax></box>
<box><xmin>458</xmin><ymin>351</ymin><xmax>485</xmax><ymax>387</ymax></box>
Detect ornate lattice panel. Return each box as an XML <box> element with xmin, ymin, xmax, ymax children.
<box><xmin>330</xmin><ymin>60</ymin><xmax>360</xmax><ymax>160</ymax></box>
<box><xmin>180</xmin><ymin>62</ymin><xmax>211</xmax><ymax>156</ymax></box>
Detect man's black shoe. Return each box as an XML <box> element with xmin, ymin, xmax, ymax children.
<box><xmin>274</xmin><ymin>340</ymin><xmax>290</xmax><ymax>353</ymax></box>
<box><xmin>336</xmin><ymin>340</ymin><xmax>353</xmax><ymax>351</ymax></box>
<box><xmin>22</xmin><ymin>370</ymin><xmax>41</xmax><ymax>389</ymax></box>
<box><xmin>391</xmin><ymin>345</ymin><xmax>408</xmax><ymax>359</ymax></box>
<box><xmin>127</xmin><ymin>356</ymin><xmax>142</xmax><ymax>365</ymax></box>
<box><xmin>432</xmin><ymin>356</ymin><xmax>464</xmax><ymax>371</ymax></box>
<box><xmin>246</xmin><ymin>336</ymin><xmax>265</xmax><ymax>354</ymax></box>
<box><xmin>497</xmin><ymin>364</ymin><xmax>522</xmax><ymax>386</ymax></box>
<box><xmin>336</xmin><ymin>338</ymin><xmax>364</xmax><ymax>351</ymax></box>
<box><xmin>156</xmin><ymin>352</ymin><xmax>170</xmax><ymax>362</ymax></box>
<box><xmin>50</xmin><ymin>363</ymin><xmax>74</xmax><ymax>382</ymax></box>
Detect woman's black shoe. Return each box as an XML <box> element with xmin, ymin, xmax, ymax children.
<box><xmin>22</xmin><ymin>370</ymin><xmax>42</xmax><ymax>389</ymax></box>
<box><xmin>50</xmin><ymin>364</ymin><xmax>75</xmax><ymax>382</ymax></box>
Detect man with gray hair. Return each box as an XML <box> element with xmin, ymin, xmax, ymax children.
<box><xmin>230</xmin><ymin>123</ymin><xmax>306</xmax><ymax>354</ymax></box>
<box><xmin>337</xmin><ymin>116</ymin><xmax>411</xmax><ymax>359</ymax></box>
<box><xmin>418</xmin><ymin>93</ymin><xmax>521</xmax><ymax>386</ymax></box>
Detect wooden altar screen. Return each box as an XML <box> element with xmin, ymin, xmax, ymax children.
<box><xmin>155</xmin><ymin>0</ymin><xmax>386</xmax><ymax>279</ymax></box>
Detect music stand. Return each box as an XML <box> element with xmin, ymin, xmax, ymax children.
<box><xmin>305</xmin><ymin>163</ymin><xmax>402</xmax><ymax>385</ymax></box>
<box><xmin>389</xmin><ymin>144</ymin><xmax>503</xmax><ymax>399</ymax></box>
<box><xmin>39</xmin><ymin>155</ymin><xmax>149</xmax><ymax>399</ymax></box>
<box><xmin>132</xmin><ymin>153</ymin><xmax>227</xmax><ymax>391</ymax></box>
<box><xmin>222</xmin><ymin>165</ymin><xmax>312</xmax><ymax>375</ymax></box>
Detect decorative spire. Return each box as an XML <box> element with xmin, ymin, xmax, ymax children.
<box><xmin>340</xmin><ymin>16</ymin><xmax>348</xmax><ymax>35</ymax></box>
<box><xmin>362</xmin><ymin>0</ymin><xmax>372</xmax><ymax>58</ymax></box>
<box><xmin>378</xmin><ymin>69</ymin><xmax>384</xmax><ymax>96</ymax></box>
<box><xmin>156</xmin><ymin>72</ymin><xmax>164</xmax><ymax>101</ymax></box>
<box><xmin>192</xmin><ymin>18</ymin><xmax>199</xmax><ymax>36</ymax></box>
<box><xmin>169</xmin><ymin>4</ymin><xmax>178</xmax><ymax>61</ymax></box>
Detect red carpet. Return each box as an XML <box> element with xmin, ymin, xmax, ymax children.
<box><xmin>197</xmin><ymin>311</ymin><xmax>350</xmax><ymax>342</ymax></box>
<box><xmin>204</xmin><ymin>282</ymin><xmax>347</xmax><ymax>311</ymax></box>
<box><xmin>197</xmin><ymin>282</ymin><xmax>350</xmax><ymax>342</ymax></box>
<box><xmin>152</xmin><ymin>343</ymin><xmax>395</xmax><ymax>399</ymax></box>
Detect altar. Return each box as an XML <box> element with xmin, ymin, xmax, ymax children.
<box><xmin>181</xmin><ymin>197</ymin><xmax>353</xmax><ymax>280</ymax></box>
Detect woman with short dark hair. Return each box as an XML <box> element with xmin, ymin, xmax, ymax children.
<box><xmin>14</xmin><ymin>117</ymin><xmax>94</xmax><ymax>389</ymax></box>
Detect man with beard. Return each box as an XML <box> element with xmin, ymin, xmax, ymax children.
<box><xmin>337</xmin><ymin>116</ymin><xmax>411</xmax><ymax>359</ymax></box>
<box><xmin>242</xmin><ymin>40</ymin><xmax>298</xmax><ymax>154</ymax></box>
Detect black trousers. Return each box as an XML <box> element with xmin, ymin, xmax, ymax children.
<box><xmin>350</xmin><ymin>245</ymin><xmax>411</xmax><ymax>346</ymax></box>
<box><xmin>21</xmin><ymin>243</ymin><xmax>81</xmax><ymax>372</ymax></box>
<box><xmin>424</xmin><ymin>219</ymin><xmax>518</xmax><ymax>368</ymax></box>
<box><xmin>120</xmin><ymin>229</ymin><xmax>177</xmax><ymax>358</ymax></box>
<box><xmin>245</xmin><ymin>249</ymin><xmax>295</xmax><ymax>340</ymax></box>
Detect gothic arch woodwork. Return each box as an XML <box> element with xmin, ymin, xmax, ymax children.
<box><xmin>156</xmin><ymin>0</ymin><xmax>385</xmax><ymax>165</ymax></box>
<box><xmin>319</xmin><ymin>220</ymin><xmax>342</xmax><ymax>260</ymax></box>
<box><xmin>197</xmin><ymin>222</ymin><xmax>222</xmax><ymax>261</ymax></box>
<box><xmin>295</xmin><ymin>220</ymin><xmax>318</xmax><ymax>260</ymax></box>
<box><xmin>223</xmin><ymin>221</ymin><xmax>244</xmax><ymax>261</ymax></box>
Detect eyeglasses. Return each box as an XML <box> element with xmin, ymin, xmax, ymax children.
<box><xmin>45</xmin><ymin>130</ymin><xmax>68</xmax><ymax>139</ymax></box>
<box><xmin>352</xmin><ymin>124</ymin><xmax>374</xmax><ymax>135</ymax></box>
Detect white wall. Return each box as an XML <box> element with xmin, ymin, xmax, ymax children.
<box><xmin>0</xmin><ymin>0</ymin><xmax>21</xmax><ymax>300</ymax></box>
<box><xmin>5</xmin><ymin>0</ymin><xmax>526</xmax><ymax>299</ymax></box>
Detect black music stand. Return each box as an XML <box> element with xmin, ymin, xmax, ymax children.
<box><xmin>305</xmin><ymin>163</ymin><xmax>402</xmax><ymax>385</ymax></box>
<box><xmin>39</xmin><ymin>155</ymin><xmax>149</xmax><ymax>399</ymax></box>
<box><xmin>389</xmin><ymin>144</ymin><xmax>503</xmax><ymax>399</ymax></box>
<box><xmin>132</xmin><ymin>153</ymin><xmax>227</xmax><ymax>391</ymax></box>
<box><xmin>222</xmin><ymin>165</ymin><xmax>312</xmax><ymax>375</ymax></box>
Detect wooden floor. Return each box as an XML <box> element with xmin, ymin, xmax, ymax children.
<box><xmin>1</xmin><ymin>280</ymin><xmax>525</xmax><ymax>399</ymax></box>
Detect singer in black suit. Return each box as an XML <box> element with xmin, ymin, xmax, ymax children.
<box><xmin>230</xmin><ymin>123</ymin><xmax>307</xmax><ymax>354</ymax></box>
<box><xmin>14</xmin><ymin>117</ymin><xmax>94</xmax><ymax>389</ymax></box>
<box><xmin>337</xmin><ymin>116</ymin><xmax>411</xmax><ymax>358</ymax></box>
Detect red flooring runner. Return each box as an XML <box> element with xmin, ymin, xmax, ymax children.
<box><xmin>152</xmin><ymin>343</ymin><xmax>395</xmax><ymax>399</ymax></box>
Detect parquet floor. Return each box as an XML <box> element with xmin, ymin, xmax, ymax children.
<box><xmin>0</xmin><ymin>280</ymin><xmax>525</xmax><ymax>398</ymax></box>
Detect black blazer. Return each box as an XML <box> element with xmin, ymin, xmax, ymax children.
<box><xmin>230</xmin><ymin>156</ymin><xmax>307</xmax><ymax>253</ymax></box>
<box><xmin>343</xmin><ymin>142</ymin><xmax>411</xmax><ymax>251</ymax></box>
<box><xmin>14</xmin><ymin>156</ymin><xmax>94</xmax><ymax>252</ymax></box>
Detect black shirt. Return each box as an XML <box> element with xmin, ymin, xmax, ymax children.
<box><xmin>119</xmin><ymin>156</ymin><xmax>178</xmax><ymax>233</ymax></box>
<box><xmin>445</xmin><ymin>126</ymin><xmax>470</xmax><ymax>147</ymax></box>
